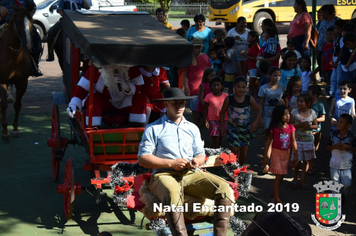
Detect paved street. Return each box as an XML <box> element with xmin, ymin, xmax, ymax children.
<box><xmin>0</xmin><ymin>30</ymin><xmax>355</xmax><ymax>235</ymax></box>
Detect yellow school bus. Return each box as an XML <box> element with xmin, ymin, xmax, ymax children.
<box><xmin>209</xmin><ymin>0</ymin><xmax>356</xmax><ymax>34</ymax></box>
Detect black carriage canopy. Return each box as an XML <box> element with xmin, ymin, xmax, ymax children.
<box><xmin>61</xmin><ymin>10</ymin><xmax>193</xmax><ymax>68</ymax></box>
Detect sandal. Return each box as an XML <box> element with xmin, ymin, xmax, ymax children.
<box><xmin>307</xmin><ymin>167</ymin><xmax>316</xmax><ymax>175</ymax></box>
<box><xmin>301</xmin><ymin>183</ymin><xmax>309</xmax><ymax>190</ymax></box>
<box><xmin>262</xmin><ymin>165</ymin><xmax>269</xmax><ymax>174</ymax></box>
<box><xmin>290</xmin><ymin>180</ymin><xmax>299</xmax><ymax>189</ymax></box>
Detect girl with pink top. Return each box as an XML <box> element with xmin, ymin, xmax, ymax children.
<box><xmin>263</xmin><ymin>105</ymin><xmax>298</xmax><ymax>203</ymax></box>
<box><xmin>204</xmin><ymin>77</ymin><xmax>228</xmax><ymax>148</ymax></box>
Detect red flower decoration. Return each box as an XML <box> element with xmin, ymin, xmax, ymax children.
<box><xmin>114</xmin><ymin>181</ymin><xmax>133</xmax><ymax>193</ymax></box>
<box><xmin>220</xmin><ymin>153</ymin><xmax>238</xmax><ymax>164</ymax></box>
<box><xmin>233</xmin><ymin>166</ymin><xmax>249</xmax><ymax>178</ymax></box>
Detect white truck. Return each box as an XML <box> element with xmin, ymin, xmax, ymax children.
<box><xmin>33</xmin><ymin>0</ymin><xmax>137</xmax><ymax>40</ymax></box>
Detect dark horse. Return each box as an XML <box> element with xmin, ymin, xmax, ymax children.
<box><xmin>242</xmin><ymin>212</ymin><xmax>312</xmax><ymax>236</ymax></box>
<box><xmin>0</xmin><ymin>6</ymin><xmax>34</xmax><ymax>141</ymax></box>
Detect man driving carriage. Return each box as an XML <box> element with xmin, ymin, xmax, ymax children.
<box><xmin>138</xmin><ymin>88</ymin><xmax>233</xmax><ymax>236</ymax></box>
<box><xmin>67</xmin><ymin>64</ymin><xmax>148</xmax><ymax>126</ymax></box>
<box><xmin>0</xmin><ymin>0</ymin><xmax>43</xmax><ymax>77</ymax></box>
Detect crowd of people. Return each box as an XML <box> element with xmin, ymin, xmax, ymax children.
<box><xmin>170</xmin><ymin>1</ymin><xmax>356</xmax><ymax>205</ymax></box>
<box><xmin>64</xmin><ymin>4</ymin><xmax>356</xmax><ymax>234</ymax></box>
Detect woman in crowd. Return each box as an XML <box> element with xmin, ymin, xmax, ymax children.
<box><xmin>186</xmin><ymin>14</ymin><xmax>215</xmax><ymax>54</ymax></box>
<box><xmin>227</xmin><ymin>17</ymin><xmax>250</xmax><ymax>76</ymax></box>
<box><xmin>288</xmin><ymin>0</ymin><xmax>313</xmax><ymax>56</ymax></box>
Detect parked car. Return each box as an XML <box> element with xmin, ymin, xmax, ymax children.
<box><xmin>33</xmin><ymin>0</ymin><xmax>60</xmax><ymax>41</ymax></box>
<box><xmin>33</xmin><ymin>0</ymin><xmax>137</xmax><ymax>41</ymax></box>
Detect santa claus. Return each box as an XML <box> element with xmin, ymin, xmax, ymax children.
<box><xmin>67</xmin><ymin>64</ymin><xmax>147</xmax><ymax>126</ymax></box>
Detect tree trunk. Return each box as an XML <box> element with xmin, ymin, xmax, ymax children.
<box><xmin>159</xmin><ymin>0</ymin><xmax>171</xmax><ymax>21</ymax></box>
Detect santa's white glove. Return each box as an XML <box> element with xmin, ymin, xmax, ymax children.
<box><xmin>66</xmin><ymin>104</ymin><xmax>77</xmax><ymax>118</ymax></box>
<box><xmin>114</xmin><ymin>76</ymin><xmax>131</xmax><ymax>92</ymax></box>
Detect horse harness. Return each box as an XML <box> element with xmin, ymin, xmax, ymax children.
<box><xmin>2</xmin><ymin>13</ymin><xmax>26</xmax><ymax>52</ymax></box>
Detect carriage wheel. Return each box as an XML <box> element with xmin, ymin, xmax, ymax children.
<box><xmin>57</xmin><ymin>157</ymin><xmax>81</xmax><ymax>221</ymax></box>
<box><xmin>63</xmin><ymin>157</ymin><xmax>75</xmax><ymax>220</ymax></box>
<box><xmin>50</xmin><ymin>104</ymin><xmax>61</xmax><ymax>182</ymax></box>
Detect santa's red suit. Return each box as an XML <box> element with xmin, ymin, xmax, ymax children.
<box><xmin>139</xmin><ymin>67</ymin><xmax>169</xmax><ymax>113</ymax></box>
<box><xmin>68</xmin><ymin>65</ymin><xmax>147</xmax><ymax>126</ymax></box>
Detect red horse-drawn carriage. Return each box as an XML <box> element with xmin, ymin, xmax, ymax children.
<box><xmin>47</xmin><ymin>10</ymin><xmax>252</xmax><ymax>235</ymax></box>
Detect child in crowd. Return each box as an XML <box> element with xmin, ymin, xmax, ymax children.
<box><xmin>329</xmin><ymin>19</ymin><xmax>346</xmax><ymax>101</ymax></box>
<box><xmin>290</xmin><ymin>93</ymin><xmax>318</xmax><ymax>190</ymax></box>
<box><xmin>258</xmin><ymin>66</ymin><xmax>285</xmax><ymax>131</ymax></box>
<box><xmin>204</xmin><ymin>77</ymin><xmax>228</xmax><ymax>148</ymax></box>
<box><xmin>329</xmin><ymin>80</ymin><xmax>356</xmax><ymax>131</ymax></box>
<box><xmin>279</xmin><ymin>51</ymin><xmax>302</xmax><ymax>88</ymax></box>
<box><xmin>344</xmin><ymin>32</ymin><xmax>356</xmax><ymax>72</ymax></box>
<box><xmin>180</xmin><ymin>19</ymin><xmax>190</xmax><ymax>32</ymax></box>
<box><xmin>332</xmin><ymin>23</ymin><xmax>355</xmax><ymax>97</ymax></box>
<box><xmin>259</xmin><ymin>18</ymin><xmax>279</xmax><ymax>47</ymax></box>
<box><xmin>261</xmin><ymin>27</ymin><xmax>279</xmax><ymax>59</ymax></box>
<box><xmin>322</xmin><ymin>27</ymin><xmax>335</xmax><ymax>95</ymax></box>
<box><xmin>241</xmin><ymin>30</ymin><xmax>260</xmax><ymax>97</ymax></box>
<box><xmin>220</xmin><ymin>76</ymin><xmax>262</xmax><ymax>165</ymax></box>
<box><xmin>283</xmin><ymin>76</ymin><xmax>302</xmax><ymax>112</ymax></box>
<box><xmin>326</xmin><ymin>114</ymin><xmax>356</xmax><ymax>196</ymax></box>
<box><xmin>263</xmin><ymin>105</ymin><xmax>297</xmax><ymax>203</ymax></box>
<box><xmin>258</xmin><ymin>67</ymin><xmax>284</xmax><ymax>173</ymax></box>
<box><xmin>336</xmin><ymin>24</ymin><xmax>356</xmax><ymax>98</ymax></box>
<box><xmin>286</xmin><ymin>38</ymin><xmax>302</xmax><ymax>63</ymax></box>
<box><xmin>258</xmin><ymin>60</ymin><xmax>270</xmax><ymax>87</ymax></box>
<box><xmin>176</xmin><ymin>28</ymin><xmax>186</xmax><ymax>38</ymax></box>
<box><xmin>183</xmin><ymin>38</ymin><xmax>212</xmax><ymax>126</ymax></box>
<box><xmin>197</xmin><ymin>68</ymin><xmax>216</xmax><ymax>124</ymax></box>
<box><xmin>280</xmin><ymin>47</ymin><xmax>288</xmax><ymax>61</ymax></box>
<box><xmin>307</xmin><ymin>85</ymin><xmax>326</xmax><ymax>175</ymax></box>
<box><xmin>213</xmin><ymin>28</ymin><xmax>226</xmax><ymax>53</ymax></box>
<box><xmin>300</xmin><ymin>55</ymin><xmax>315</xmax><ymax>93</ymax></box>
<box><xmin>214</xmin><ymin>29</ymin><xmax>226</xmax><ymax>71</ymax></box>
<box><xmin>222</xmin><ymin>37</ymin><xmax>238</xmax><ymax>94</ymax></box>
<box><xmin>209</xmin><ymin>49</ymin><xmax>223</xmax><ymax>77</ymax></box>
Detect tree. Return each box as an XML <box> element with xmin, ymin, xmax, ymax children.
<box><xmin>158</xmin><ymin>0</ymin><xmax>172</xmax><ymax>17</ymax></box>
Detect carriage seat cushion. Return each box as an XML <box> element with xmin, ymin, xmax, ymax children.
<box><xmin>133</xmin><ymin>180</ymin><xmax>234</xmax><ymax>220</ymax></box>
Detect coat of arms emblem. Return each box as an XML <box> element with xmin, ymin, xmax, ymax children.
<box><xmin>311</xmin><ymin>180</ymin><xmax>346</xmax><ymax>230</ymax></box>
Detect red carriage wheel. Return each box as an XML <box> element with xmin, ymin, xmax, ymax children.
<box><xmin>63</xmin><ymin>157</ymin><xmax>75</xmax><ymax>220</ymax></box>
<box><xmin>49</xmin><ymin>104</ymin><xmax>61</xmax><ymax>182</ymax></box>
<box><xmin>59</xmin><ymin>157</ymin><xmax>75</xmax><ymax>220</ymax></box>
<box><xmin>57</xmin><ymin>157</ymin><xmax>81</xmax><ymax>221</ymax></box>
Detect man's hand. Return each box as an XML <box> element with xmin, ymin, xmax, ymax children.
<box><xmin>66</xmin><ymin>104</ymin><xmax>77</xmax><ymax>118</ymax></box>
<box><xmin>171</xmin><ymin>158</ymin><xmax>189</xmax><ymax>171</ymax></box>
<box><xmin>0</xmin><ymin>6</ymin><xmax>9</xmax><ymax>18</ymax></box>
<box><xmin>187</xmin><ymin>158</ymin><xmax>200</xmax><ymax>169</ymax></box>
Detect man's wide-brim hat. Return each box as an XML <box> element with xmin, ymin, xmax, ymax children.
<box><xmin>153</xmin><ymin>88</ymin><xmax>197</xmax><ymax>102</ymax></box>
